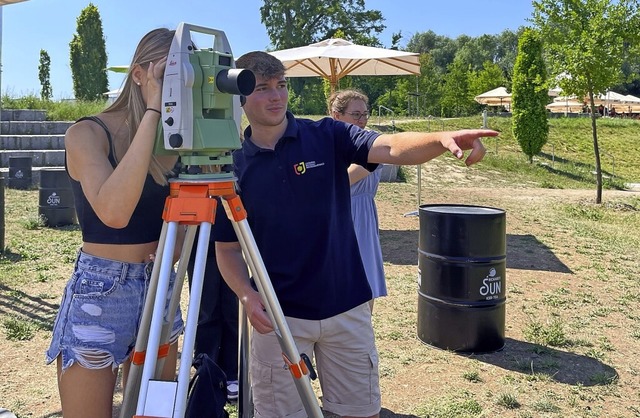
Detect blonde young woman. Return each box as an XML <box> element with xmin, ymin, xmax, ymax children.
<box><xmin>45</xmin><ymin>28</ymin><xmax>184</xmax><ymax>418</ymax></box>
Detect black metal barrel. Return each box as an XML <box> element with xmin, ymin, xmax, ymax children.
<box><xmin>417</xmin><ymin>204</ymin><xmax>506</xmax><ymax>353</ymax></box>
<box><xmin>38</xmin><ymin>168</ymin><xmax>76</xmax><ymax>227</ymax></box>
<box><xmin>8</xmin><ymin>156</ymin><xmax>33</xmax><ymax>190</ymax></box>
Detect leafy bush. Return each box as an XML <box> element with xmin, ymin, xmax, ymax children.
<box><xmin>2</xmin><ymin>94</ymin><xmax>108</xmax><ymax>120</ymax></box>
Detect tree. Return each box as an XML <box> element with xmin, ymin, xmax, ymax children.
<box><xmin>69</xmin><ymin>3</ymin><xmax>108</xmax><ymax>101</ymax></box>
<box><xmin>511</xmin><ymin>28</ymin><xmax>549</xmax><ymax>163</ymax></box>
<box><xmin>532</xmin><ymin>0</ymin><xmax>640</xmax><ymax>203</ymax></box>
<box><xmin>348</xmin><ymin>31</ymin><xmax>421</xmax><ymax>116</ymax></box>
<box><xmin>394</xmin><ymin>30</ymin><xmax>539</xmax><ymax>117</ymax></box>
<box><xmin>469</xmin><ymin>61</ymin><xmax>506</xmax><ymax>99</ymax></box>
<box><xmin>260</xmin><ymin>0</ymin><xmax>385</xmax><ymax>50</ymax></box>
<box><xmin>38</xmin><ymin>49</ymin><xmax>52</xmax><ymax>101</ymax></box>
<box><xmin>260</xmin><ymin>0</ymin><xmax>386</xmax><ymax>102</ymax></box>
<box><xmin>467</xmin><ymin>61</ymin><xmax>506</xmax><ymax>115</ymax></box>
<box><xmin>440</xmin><ymin>57</ymin><xmax>474</xmax><ymax>117</ymax></box>
<box><xmin>494</xmin><ymin>29</ymin><xmax>523</xmax><ymax>86</ymax></box>
<box><xmin>456</xmin><ymin>34</ymin><xmax>499</xmax><ymax>71</ymax></box>
<box><xmin>406</xmin><ymin>30</ymin><xmax>458</xmax><ymax>72</ymax></box>
<box><xmin>412</xmin><ymin>54</ymin><xmax>444</xmax><ymax>117</ymax></box>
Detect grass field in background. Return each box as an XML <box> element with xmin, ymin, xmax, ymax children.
<box><xmin>257</xmin><ymin>112</ymin><xmax>640</xmax><ymax>187</ymax></box>
<box><xmin>387</xmin><ymin>115</ymin><xmax>640</xmax><ymax>187</ymax></box>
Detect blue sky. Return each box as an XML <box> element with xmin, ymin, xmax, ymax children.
<box><xmin>1</xmin><ymin>0</ymin><xmax>533</xmax><ymax>100</ymax></box>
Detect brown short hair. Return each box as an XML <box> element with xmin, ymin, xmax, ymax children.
<box><xmin>328</xmin><ymin>89</ymin><xmax>369</xmax><ymax>115</ymax></box>
<box><xmin>236</xmin><ymin>51</ymin><xmax>285</xmax><ymax>80</ymax></box>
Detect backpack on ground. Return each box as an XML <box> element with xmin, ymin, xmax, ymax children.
<box><xmin>185</xmin><ymin>353</ymin><xmax>229</xmax><ymax>418</ymax></box>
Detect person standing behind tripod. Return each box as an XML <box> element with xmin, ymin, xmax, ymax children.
<box><xmin>186</xmin><ymin>197</ymin><xmax>239</xmax><ymax>402</ymax></box>
<box><xmin>329</xmin><ymin>89</ymin><xmax>386</xmax><ymax>312</ymax></box>
<box><xmin>45</xmin><ymin>28</ymin><xmax>184</xmax><ymax>418</ymax></box>
<box><xmin>216</xmin><ymin>51</ymin><xmax>496</xmax><ymax>418</ymax></box>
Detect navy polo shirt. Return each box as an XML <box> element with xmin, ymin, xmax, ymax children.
<box><xmin>210</xmin><ymin>197</ymin><xmax>237</xmax><ymax>244</ymax></box>
<box><xmin>189</xmin><ymin>197</ymin><xmax>236</xmax><ymax>264</ymax></box>
<box><xmin>232</xmin><ymin>111</ymin><xmax>380</xmax><ymax>320</ymax></box>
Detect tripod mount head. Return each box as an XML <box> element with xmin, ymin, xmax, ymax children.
<box><xmin>153</xmin><ymin>23</ymin><xmax>255</xmax><ymax>179</ymax></box>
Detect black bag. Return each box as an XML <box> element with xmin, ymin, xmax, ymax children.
<box><xmin>185</xmin><ymin>353</ymin><xmax>229</xmax><ymax>418</ymax></box>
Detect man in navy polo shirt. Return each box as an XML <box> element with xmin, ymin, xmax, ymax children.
<box><xmin>216</xmin><ymin>51</ymin><xmax>498</xmax><ymax>418</ymax></box>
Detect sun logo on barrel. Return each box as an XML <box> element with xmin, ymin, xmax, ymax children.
<box><xmin>480</xmin><ymin>268</ymin><xmax>501</xmax><ymax>299</ymax></box>
<box><xmin>47</xmin><ymin>192</ymin><xmax>61</xmax><ymax>206</ymax></box>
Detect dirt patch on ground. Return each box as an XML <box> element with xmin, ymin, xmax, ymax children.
<box><xmin>369</xmin><ymin>162</ymin><xmax>640</xmax><ymax>417</ymax></box>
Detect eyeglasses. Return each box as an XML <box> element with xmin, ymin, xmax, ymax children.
<box><xmin>344</xmin><ymin>111</ymin><xmax>370</xmax><ymax>121</ymax></box>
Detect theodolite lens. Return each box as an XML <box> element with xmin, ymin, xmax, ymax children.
<box><xmin>216</xmin><ymin>69</ymin><xmax>256</xmax><ymax>96</ymax></box>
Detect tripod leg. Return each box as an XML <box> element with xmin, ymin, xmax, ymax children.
<box><xmin>153</xmin><ymin>225</ymin><xmax>197</xmax><ymax>379</ymax></box>
<box><xmin>222</xmin><ymin>200</ymin><xmax>323</xmax><ymax>418</ymax></box>
<box><xmin>120</xmin><ymin>221</ymin><xmax>170</xmax><ymax>418</ymax></box>
<box><xmin>238</xmin><ymin>303</ymin><xmax>253</xmax><ymax>418</ymax></box>
<box><xmin>173</xmin><ymin>222</ymin><xmax>212</xmax><ymax>417</ymax></box>
<box><xmin>135</xmin><ymin>220</ymin><xmax>181</xmax><ymax>415</ymax></box>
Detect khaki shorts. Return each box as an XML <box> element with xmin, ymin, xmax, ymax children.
<box><xmin>250</xmin><ymin>302</ymin><xmax>380</xmax><ymax>418</ymax></box>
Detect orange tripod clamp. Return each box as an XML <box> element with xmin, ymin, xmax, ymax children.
<box><xmin>282</xmin><ymin>353</ymin><xmax>309</xmax><ymax>380</ymax></box>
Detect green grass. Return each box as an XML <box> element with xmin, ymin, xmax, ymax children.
<box><xmin>2</xmin><ymin>316</ymin><xmax>39</xmax><ymax>341</ymax></box>
<box><xmin>523</xmin><ymin>318</ymin><xmax>569</xmax><ymax>348</ymax></box>
<box><xmin>388</xmin><ymin>115</ymin><xmax>640</xmax><ymax>185</ymax></box>
<box><xmin>495</xmin><ymin>393</ymin><xmax>521</xmax><ymax>410</ymax></box>
<box><xmin>462</xmin><ymin>370</ymin><xmax>483</xmax><ymax>383</ymax></box>
<box><xmin>414</xmin><ymin>391</ymin><xmax>484</xmax><ymax>417</ymax></box>
<box><xmin>2</xmin><ymin>94</ymin><xmax>108</xmax><ymax>121</ymax></box>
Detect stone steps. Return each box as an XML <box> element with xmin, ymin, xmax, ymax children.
<box><xmin>0</xmin><ymin>135</ymin><xmax>66</xmax><ymax>150</ymax></box>
<box><xmin>0</xmin><ymin>149</ymin><xmax>65</xmax><ymax>167</ymax></box>
<box><xmin>1</xmin><ymin>120</ymin><xmax>73</xmax><ymax>135</ymax></box>
<box><xmin>1</xmin><ymin>109</ymin><xmax>67</xmax><ymax>186</ymax></box>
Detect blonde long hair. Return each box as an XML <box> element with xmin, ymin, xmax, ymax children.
<box><xmin>105</xmin><ymin>28</ymin><xmax>175</xmax><ymax>185</ymax></box>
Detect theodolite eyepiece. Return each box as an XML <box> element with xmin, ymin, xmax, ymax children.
<box><xmin>216</xmin><ymin>68</ymin><xmax>255</xmax><ymax>96</ymax></box>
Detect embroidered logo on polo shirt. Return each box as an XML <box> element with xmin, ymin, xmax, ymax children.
<box><xmin>293</xmin><ymin>161</ymin><xmax>325</xmax><ymax>175</ymax></box>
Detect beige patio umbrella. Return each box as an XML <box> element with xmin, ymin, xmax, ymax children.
<box><xmin>619</xmin><ymin>94</ymin><xmax>640</xmax><ymax>114</ymax></box>
<box><xmin>546</xmin><ymin>99</ymin><xmax>585</xmax><ymax>113</ymax></box>
<box><xmin>623</xmin><ymin>94</ymin><xmax>640</xmax><ymax>103</ymax></box>
<box><xmin>548</xmin><ymin>86</ymin><xmax>563</xmax><ymax>97</ymax></box>
<box><xmin>269</xmin><ymin>38</ymin><xmax>421</xmax><ymax>94</ymax></box>
<box><xmin>593</xmin><ymin>90</ymin><xmax>628</xmax><ymax>106</ymax></box>
<box><xmin>474</xmin><ymin>87</ymin><xmax>512</xmax><ymax>110</ymax></box>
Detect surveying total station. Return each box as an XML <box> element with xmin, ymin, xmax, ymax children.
<box><xmin>119</xmin><ymin>23</ymin><xmax>323</xmax><ymax>418</ymax></box>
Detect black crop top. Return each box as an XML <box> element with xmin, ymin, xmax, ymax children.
<box><xmin>67</xmin><ymin>116</ymin><xmax>169</xmax><ymax>244</ymax></box>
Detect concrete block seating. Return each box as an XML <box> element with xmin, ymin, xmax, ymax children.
<box><xmin>0</xmin><ymin>109</ymin><xmax>73</xmax><ymax>186</ymax></box>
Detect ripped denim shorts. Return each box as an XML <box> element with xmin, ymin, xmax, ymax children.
<box><xmin>45</xmin><ymin>250</ymin><xmax>184</xmax><ymax>371</ymax></box>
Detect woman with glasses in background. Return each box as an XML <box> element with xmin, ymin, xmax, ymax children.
<box><xmin>329</xmin><ymin>89</ymin><xmax>386</xmax><ymax>312</ymax></box>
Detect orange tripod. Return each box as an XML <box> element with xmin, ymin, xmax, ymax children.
<box><xmin>119</xmin><ymin>176</ymin><xmax>323</xmax><ymax>418</ymax></box>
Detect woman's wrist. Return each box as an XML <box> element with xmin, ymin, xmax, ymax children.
<box><xmin>145</xmin><ymin>107</ymin><xmax>162</xmax><ymax>116</ymax></box>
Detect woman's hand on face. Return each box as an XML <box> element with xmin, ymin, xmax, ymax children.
<box><xmin>146</xmin><ymin>57</ymin><xmax>167</xmax><ymax>109</ymax></box>
<box><xmin>151</xmin><ymin>56</ymin><xmax>167</xmax><ymax>81</ymax></box>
